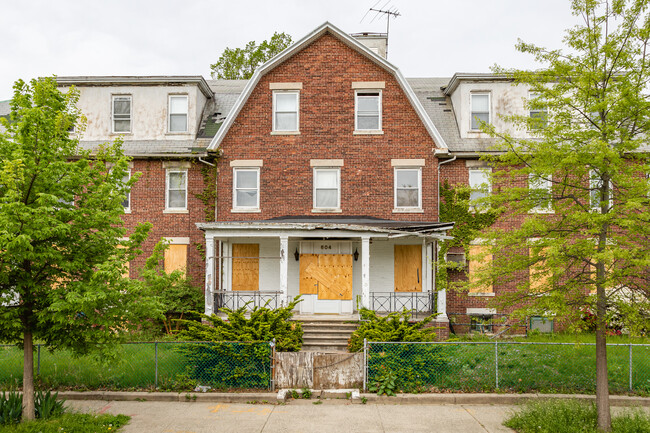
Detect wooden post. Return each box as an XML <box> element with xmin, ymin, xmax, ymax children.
<box><xmin>361</xmin><ymin>236</ymin><xmax>370</xmax><ymax>309</ymax></box>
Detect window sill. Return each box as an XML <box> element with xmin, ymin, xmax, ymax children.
<box><xmin>123</xmin><ymin>209</ymin><xmax>131</xmax><ymax>214</ymax></box>
<box><xmin>271</xmin><ymin>131</ymin><xmax>300</xmax><ymax>136</ymax></box>
<box><xmin>468</xmin><ymin>292</ymin><xmax>495</xmax><ymax>297</ymax></box>
<box><xmin>353</xmin><ymin>130</ymin><xmax>384</xmax><ymax>135</ymax></box>
<box><xmin>393</xmin><ymin>208</ymin><xmax>424</xmax><ymax>213</ymax></box>
<box><xmin>528</xmin><ymin>209</ymin><xmax>555</xmax><ymax>214</ymax></box>
<box><xmin>166</xmin><ymin>131</ymin><xmax>190</xmax><ymax>135</ymax></box>
<box><xmin>311</xmin><ymin>208</ymin><xmax>342</xmax><ymax>213</ymax></box>
<box><xmin>163</xmin><ymin>209</ymin><xmax>189</xmax><ymax>214</ymax></box>
<box><xmin>110</xmin><ymin>132</ymin><xmax>133</xmax><ymax>136</ymax></box>
<box><xmin>231</xmin><ymin>208</ymin><xmax>261</xmax><ymax>213</ymax></box>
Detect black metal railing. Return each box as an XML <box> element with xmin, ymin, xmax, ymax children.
<box><xmin>213</xmin><ymin>290</ymin><xmax>283</xmax><ymax>311</ymax></box>
<box><xmin>369</xmin><ymin>291</ymin><xmax>437</xmax><ymax>317</ymax></box>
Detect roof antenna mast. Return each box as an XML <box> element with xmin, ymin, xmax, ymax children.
<box><xmin>364</xmin><ymin>1</ymin><xmax>401</xmax><ymax>58</ymax></box>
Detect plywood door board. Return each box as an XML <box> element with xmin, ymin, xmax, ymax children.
<box><xmin>232</xmin><ymin>244</ymin><xmax>259</xmax><ymax>291</ymax></box>
<box><xmin>394</xmin><ymin>245</ymin><xmax>422</xmax><ymax>292</ymax></box>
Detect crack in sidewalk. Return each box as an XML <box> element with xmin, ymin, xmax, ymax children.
<box><xmin>461</xmin><ymin>405</ymin><xmax>490</xmax><ymax>433</ymax></box>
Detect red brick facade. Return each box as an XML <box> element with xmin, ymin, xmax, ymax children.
<box><xmin>216</xmin><ymin>34</ymin><xmax>440</xmax><ymax>221</ymax></box>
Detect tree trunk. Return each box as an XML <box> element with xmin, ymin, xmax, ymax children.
<box><xmin>595</xmin><ymin>263</ymin><xmax>611</xmax><ymax>431</ymax></box>
<box><xmin>22</xmin><ymin>330</ymin><xmax>35</xmax><ymax>421</ymax></box>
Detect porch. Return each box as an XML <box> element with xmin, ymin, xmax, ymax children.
<box><xmin>197</xmin><ymin>217</ymin><xmax>453</xmax><ymax>318</ymax></box>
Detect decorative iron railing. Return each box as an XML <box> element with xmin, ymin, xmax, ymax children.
<box><xmin>369</xmin><ymin>291</ymin><xmax>437</xmax><ymax>317</ymax></box>
<box><xmin>213</xmin><ymin>290</ymin><xmax>283</xmax><ymax>311</ymax></box>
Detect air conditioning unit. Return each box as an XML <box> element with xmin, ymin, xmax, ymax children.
<box><xmin>445</xmin><ymin>252</ymin><xmax>466</xmax><ymax>265</ymax></box>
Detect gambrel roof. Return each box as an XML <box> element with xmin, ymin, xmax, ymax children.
<box><xmin>206</xmin><ymin>22</ymin><xmax>448</xmax><ymax>152</ymax></box>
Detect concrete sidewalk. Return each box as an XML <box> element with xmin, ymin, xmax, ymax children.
<box><xmin>66</xmin><ymin>400</ymin><xmax>517</xmax><ymax>433</ymax></box>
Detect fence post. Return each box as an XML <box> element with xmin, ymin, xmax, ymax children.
<box><xmin>363</xmin><ymin>338</ymin><xmax>367</xmax><ymax>392</ymax></box>
<box><xmin>37</xmin><ymin>344</ymin><xmax>41</xmax><ymax>376</ymax></box>
<box><xmin>629</xmin><ymin>343</ymin><xmax>633</xmax><ymax>392</ymax></box>
<box><xmin>495</xmin><ymin>341</ymin><xmax>499</xmax><ymax>390</ymax></box>
<box><xmin>270</xmin><ymin>338</ymin><xmax>276</xmax><ymax>391</ymax></box>
<box><xmin>154</xmin><ymin>342</ymin><xmax>158</xmax><ymax>389</ymax></box>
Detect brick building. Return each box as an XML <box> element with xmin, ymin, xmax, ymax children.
<box><xmin>0</xmin><ymin>22</ymin><xmax>555</xmax><ymax>334</ymax></box>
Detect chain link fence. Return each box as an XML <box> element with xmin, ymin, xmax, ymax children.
<box><xmin>0</xmin><ymin>341</ymin><xmax>274</xmax><ymax>391</ymax></box>
<box><xmin>364</xmin><ymin>341</ymin><xmax>650</xmax><ymax>394</ymax></box>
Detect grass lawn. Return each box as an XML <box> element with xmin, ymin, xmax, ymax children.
<box><xmin>367</xmin><ymin>333</ymin><xmax>650</xmax><ymax>394</ymax></box>
<box><xmin>504</xmin><ymin>399</ymin><xmax>650</xmax><ymax>433</ymax></box>
<box><xmin>0</xmin><ymin>413</ymin><xmax>129</xmax><ymax>433</ymax></box>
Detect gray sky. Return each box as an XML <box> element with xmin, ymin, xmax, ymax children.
<box><xmin>0</xmin><ymin>0</ymin><xmax>578</xmax><ymax>101</ymax></box>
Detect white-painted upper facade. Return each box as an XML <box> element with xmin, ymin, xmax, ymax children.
<box><xmin>56</xmin><ymin>77</ymin><xmax>212</xmax><ymax>141</ymax></box>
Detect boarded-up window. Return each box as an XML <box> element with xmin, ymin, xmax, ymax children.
<box><xmin>394</xmin><ymin>245</ymin><xmax>422</xmax><ymax>292</ymax></box>
<box><xmin>529</xmin><ymin>247</ymin><xmax>550</xmax><ymax>293</ymax></box>
<box><xmin>469</xmin><ymin>245</ymin><xmax>493</xmax><ymax>294</ymax></box>
<box><xmin>164</xmin><ymin>244</ymin><xmax>187</xmax><ymax>274</ymax></box>
<box><xmin>232</xmin><ymin>244</ymin><xmax>259</xmax><ymax>291</ymax></box>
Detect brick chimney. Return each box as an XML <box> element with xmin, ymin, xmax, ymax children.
<box><xmin>350</xmin><ymin>32</ymin><xmax>388</xmax><ymax>58</ymax></box>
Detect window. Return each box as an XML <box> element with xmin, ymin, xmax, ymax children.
<box><xmin>233</xmin><ymin>168</ymin><xmax>260</xmax><ymax>210</ymax></box>
<box><xmin>168</xmin><ymin>95</ymin><xmax>188</xmax><ymax>132</ymax></box>
<box><xmin>529</xmin><ymin>174</ymin><xmax>552</xmax><ymax>213</ymax></box>
<box><xmin>394</xmin><ymin>168</ymin><xmax>421</xmax><ymax>209</ymax></box>
<box><xmin>313</xmin><ymin>168</ymin><xmax>340</xmax><ymax>210</ymax></box>
<box><xmin>470</xmin><ymin>93</ymin><xmax>490</xmax><ymax>130</ymax></box>
<box><xmin>355</xmin><ymin>91</ymin><xmax>382</xmax><ymax>131</ymax></box>
<box><xmin>590</xmin><ymin>169</ymin><xmax>612</xmax><ymax>211</ymax></box>
<box><xmin>529</xmin><ymin>92</ymin><xmax>548</xmax><ymax>128</ymax></box>
<box><xmin>273</xmin><ymin>91</ymin><xmax>299</xmax><ymax>132</ymax></box>
<box><xmin>470</xmin><ymin>315</ymin><xmax>494</xmax><ymax>333</ymax></box>
<box><xmin>122</xmin><ymin>170</ymin><xmax>131</xmax><ymax>212</ymax></box>
<box><xmin>164</xmin><ymin>244</ymin><xmax>187</xmax><ymax>275</ymax></box>
<box><xmin>112</xmin><ymin>95</ymin><xmax>131</xmax><ymax>133</ymax></box>
<box><xmin>166</xmin><ymin>170</ymin><xmax>187</xmax><ymax>210</ymax></box>
<box><xmin>469</xmin><ymin>244</ymin><xmax>493</xmax><ymax>294</ymax></box>
<box><xmin>469</xmin><ymin>168</ymin><xmax>491</xmax><ymax>210</ymax></box>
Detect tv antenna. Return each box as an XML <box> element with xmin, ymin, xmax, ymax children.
<box><xmin>360</xmin><ymin>1</ymin><xmax>401</xmax><ymax>58</ymax></box>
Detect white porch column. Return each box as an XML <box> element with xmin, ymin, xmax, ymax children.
<box><xmin>425</xmin><ymin>241</ymin><xmax>434</xmax><ymax>293</ymax></box>
<box><xmin>435</xmin><ymin>240</ymin><xmax>448</xmax><ymax>319</ymax></box>
<box><xmin>280</xmin><ymin>235</ymin><xmax>289</xmax><ymax>305</ymax></box>
<box><xmin>204</xmin><ymin>235</ymin><xmax>215</xmax><ymax>315</ymax></box>
<box><xmin>361</xmin><ymin>235</ymin><xmax>370</xmax><ymax>309</ymax></box>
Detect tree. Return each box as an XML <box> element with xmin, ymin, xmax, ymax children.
<box><xmin>210</xmin><ymin>32</ymin><xmax>293</xmax><ymax>79</ymax></box>
<box><xmin>472</xmin><ymin>1</ymin><xmax>650</xmax><ymax>430</ymax></box>
<box><xmin>0</xmin><ymin>77</ymin><xmax>161</xmax><ymax>421</ymax></box>
<box><xmin>138</xmin><ymin>241</ymin><xmax>203</xmax><ymax>335</ymax></box>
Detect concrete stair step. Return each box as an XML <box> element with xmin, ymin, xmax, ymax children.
<box><xmin>303</xmin><ymin>329</ymin><xmax>355</xmax><ymax>335</ymax></box>
<box><xmin>303</xmin><ymin>336</ymin><xmax>350</xmax><ymax>343</ymax></box>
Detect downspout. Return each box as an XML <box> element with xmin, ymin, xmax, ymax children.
<box><xmin>198</xmin><ymin>157</ymin><xmax>215</xmax><ymax>167</ymax></box>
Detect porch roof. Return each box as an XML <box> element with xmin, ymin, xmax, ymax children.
<box><xmin>197</xmin><ymin>216</ymin><xmax>454</xmax><ymax>240</ymax></box>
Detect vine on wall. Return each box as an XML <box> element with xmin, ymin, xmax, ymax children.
<box><xmin>437</xmin><ymin>181</ymin><xmax>498</xmax><ymax>288</ymax></box>
<box><xmin>194</xmin><ymin>152</ymin><xmax>221</xmax><ymax>223</ymax></box>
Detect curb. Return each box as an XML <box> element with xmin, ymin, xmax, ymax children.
<box><xmin>56</xmin><ymin>391</ymin><xmax>650</xmax><ymax>406</ymax></box>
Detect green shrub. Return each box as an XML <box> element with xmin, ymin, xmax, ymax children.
<box><xmin>504</xmin><ymin>399</ymin><xmax>650</xmax><ymax>433</ymax></box>
<box><xmin>0</xmin><ymin>391</ymin><xmax>22</xmax><ymax>425</ymax></box>
<box><xmin>0</xmin><ymin>391</ymin><xmax>65</xmax><ymax>425</ymax></box>
<box><xmin>348</xmin><ymin>308</ymin><xmax>440</xmax><ymax>352</ymax></box>
<box><xmin>179</xmin><ymin>296</ymin><xmax>303</xmax><ymax>352</ymax></box>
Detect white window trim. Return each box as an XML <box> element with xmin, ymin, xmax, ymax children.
<box><xmin>469</xmin><ymin>168</ymin><xmax>492</xmax><ymax>212</ymax></box>
<box><xmin>529</xmin><ymin>174</ymin><xmax>554</xmax><ymax>214</ymax></box>
<box><xmin>232</xmin><ymin>167</ymin><xmax>261</xmax><ymax>212</ymax></box>
<box><xmin>168</xmin><ymin>94</ymin><xmax>189</xmax><ymax>133</ymax></box>
<box><xmin>123</xmin><ymin>169</ymin><xmax>131</xmax><ymax>214</ymax></box>
<box><xmin>470</xmin><ymin>92</ymin><xmax>490</xmax><ymax>131</ymax></box>
<box><xmin>312</xmin><ymin>167</ymin><xmax>341</xmax><ymax>212</ymax></box>
<box><xmin>111</xmin><ymin>94</ymin><xmax>132</xmax><ymax>134</ymax></box>
<box><xmin>165</xmin><ymin>169</ymin><xmax>188</xmax><ymax>213</ymax></box>
<box><xmin>272</xmin><ymin>90</ymin><xmax>300</xmax><ymax>133</ymax></box>
<box><xmin>354</xmin><ymin>89</ymin><xmax>382</xmax><ymax>133</ymax></box>
<box><xmin>393</xmin><ymin>167</ymin><xmax>422</xmax><ymax>212</ymax></box>
<box><xmin>589</xmin><ymin>170</ymin><xmax>613</xmax><ymax>212</ymax></box>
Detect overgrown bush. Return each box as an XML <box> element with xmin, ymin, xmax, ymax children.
<box><xmin>347</xmin><ymin>308</ymin><xmax>440</xmax><ymax>352</ymax></box>
<box><xmin>0</xmin><ymin>391</ymin><xmax>65</xmax><ymax>425</ymax></box>
<box><xmin>139</xmin><ymin>241</ymin><xmax>204</xmax><ymax>336</ymax></box>
<box><xmin>179</xmin><ymin>296</ymin><xmax>303</xmax><ymax>351</ymax></box>
<box><xmin>505</xmin><ymin>399</ymin><xmax>650</xmax><ymax>433</ymax></box>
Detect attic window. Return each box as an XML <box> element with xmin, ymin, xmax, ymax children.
<box><xmin>355</xmin><ymin>91</ymin><xmax>382</xmax><ymax>132</ymax></box>
<box><xmin>169</xmin><ymin>95</ymin><xmax>188</xmax><ymax>133</ymax></box>
<box><xmin>112</xmin><ymin>95</ymin><xmax>131</xmax><ymax>133</ymax></box>
<box><xmin>273</xmin><ymin>91</ymin><xmax>299</xmax><ymax>132</ymax></box>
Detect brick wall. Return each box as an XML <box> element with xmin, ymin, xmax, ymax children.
<box><xmin>122</xmin><ymin>159</ymin><xmax>207</xmax><ymax>287</ymax></box>
<box><xmin>216</xmin><ymin>33</ymin><xmax>440</xmax><ymax>221</ymax></box>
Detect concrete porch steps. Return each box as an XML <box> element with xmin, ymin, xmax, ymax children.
<box><xmin>298</xmin><ymin>319</ymin><xmax>360</xmax><ymax>353</ymax></box>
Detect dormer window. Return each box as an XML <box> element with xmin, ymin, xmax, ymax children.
<box><xmin>168</xmin><ymin>95</ymin><xmax>188</xmax><ymax>133</ymax></box>
<box><xmin>112</xmin><ymin>95</ymin><xmax>131</xmax><ymax>133</ymax></box>
<box><xmin>470</xmin><ymin>93</ymin><xmax>490</xmax><ymax>130</ymax></box>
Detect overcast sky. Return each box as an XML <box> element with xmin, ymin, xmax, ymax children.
<box><xmin>0</xmin><ymin>0</ymin><xmax>579</xmax><ymax>101</ymax></box>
